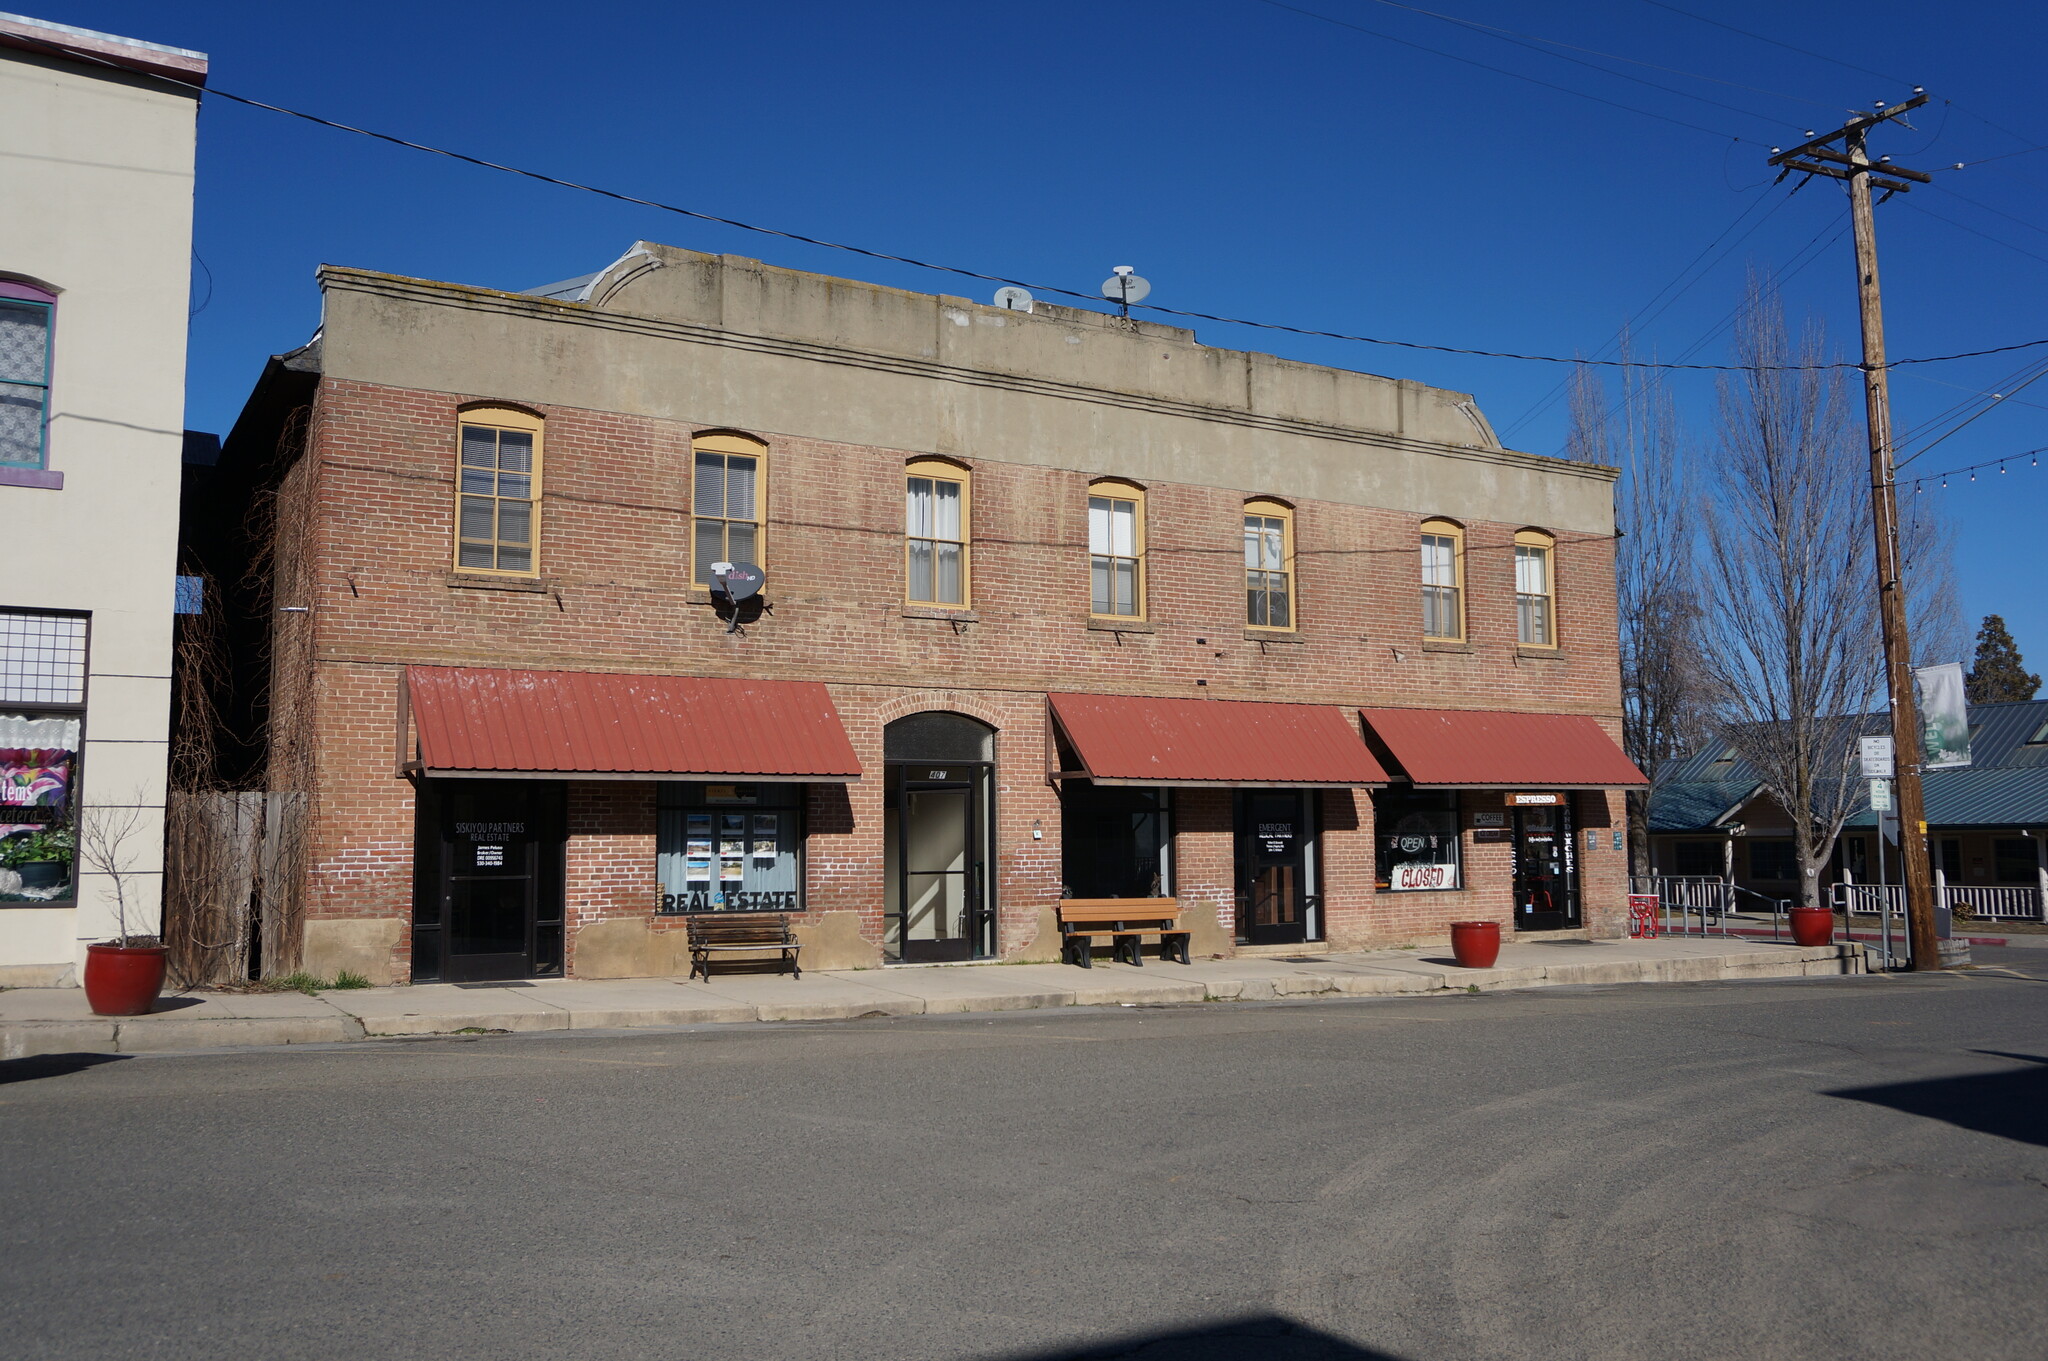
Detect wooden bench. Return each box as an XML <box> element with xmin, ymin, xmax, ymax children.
<box><xmin>687</xmin><ymin>912</ymin><xmax>802</xmax><ymax>981</ymax></box>
<box><xmin>1057</xmin><ymin>899</ymin><xmax>1190</xmax><ymax>967</ymax></box>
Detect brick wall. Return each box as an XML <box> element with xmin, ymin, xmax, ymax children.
<box><xmin>291</xmin><ymin>378</ymin><xmax>1632</xmax><ymax>977</ymax></box>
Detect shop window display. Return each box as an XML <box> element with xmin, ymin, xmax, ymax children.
<box><xmin>656</xmin><ymin>783</ymin><xmax>803</xmax><ymax>912</ymax></box>
<box><xmin>1374</xmin><ymin>790</ymin><xmax>1460</xmax><ymax>891</ymax></box>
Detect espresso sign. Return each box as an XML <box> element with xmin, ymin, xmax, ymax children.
<box><xmin>1509</xmin><ymin>792</ymin><xmax>1563</xmax><ymax>806</ymax></box>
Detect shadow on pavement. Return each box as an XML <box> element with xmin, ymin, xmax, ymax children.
<box><xmin>0</xmin><ymin>1052</ymin><xmax>131</xmax><ymax>1085</ymax></box>
<box><xmin>985</xmin><ymin>1314</ymin><xmax>1403</xmax><ymax>1360</ymax></box>
<box><xmin>1826</xmin><ymin>1051</ymin><xmax>2048</xmax><ymax>1149</ymax></box>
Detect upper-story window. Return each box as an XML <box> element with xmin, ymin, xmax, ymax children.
<box><xmin>1244</xmin><ymin>498</ymin><xmax>1295</xmax><ymax>631</ymax></box>
<box><xmin>0</xmin><ymin>281</ymin><xmax>56</xmax><ymax>470</ymax></box>
<box><xmin>1420</xmin><ymin>518</ymin><xmax>1464</xmax><ymax>640</ymax></box>
<box><xmin>456</xmin><ymin>405</ymin><xmax>543</xmax><ymax>576</ymax></box>
<box><xmin>1089</xmin><ymin>479</ymin><xmax>1146</xmax><ymax>619</ymax></box>
<box><xmin>692</xmin><ymin>433</ymin><xmax>766</xmax><ymax>587</ymax></box>
<box><xmin>1515</xmin><ymin>529</ymin><xmax>1556</xmax><ymax>647</ymax></box>
<box><xmin>907</xmin><ymin>458</ymin><xmax>970</xmax><ymax>606</ymax></box>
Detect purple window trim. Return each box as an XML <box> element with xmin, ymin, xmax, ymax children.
<box><xmin>0</xmin><ymin>468</ymin><xmax>62</xmax><ymax>489</ymax></box>
<box><xmin>0</xmin><ymin>279</ymin><xmax>58</xmax><ymax>304</ymax></box>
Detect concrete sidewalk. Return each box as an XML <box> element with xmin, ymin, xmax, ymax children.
<box><xmin>0</xmin><ymin>936</ymin><xmax>1866</xmax><ymax>1059</ymax></box>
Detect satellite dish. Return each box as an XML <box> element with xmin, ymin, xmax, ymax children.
<box><xmin>710</xmin><ymin>561</ymin><xmax>765</xmax><ymax>602</ymax></box>
<box><xmin>1101</xmin><ymin>266</ymin><xmax>1150</xmax><ymax>307</ymax></box>
<box><xmin>993</xmin><ymin>286</ymin><xmax>1034</xmax><ymax>312</ymax></box>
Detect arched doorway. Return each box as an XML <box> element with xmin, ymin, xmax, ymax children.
<box><xmin>882</xmin><ymin>712</ymin><xmax>996</xmax><ymax>962</ymax></box>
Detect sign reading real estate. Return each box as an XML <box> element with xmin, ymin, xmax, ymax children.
<box><xmin>1913</xmin><ymin>663</ymin><xmax>1973</xmax><ymax>769</ymax></box>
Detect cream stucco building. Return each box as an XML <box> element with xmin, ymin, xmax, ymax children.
<box><xmin>0</xmin><ymin>14</ymin><xmax>205</xmax><ymax>984</ymax></box>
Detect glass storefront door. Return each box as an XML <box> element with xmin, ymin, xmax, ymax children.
<box><xmin>1236</xmin><ymin>789</ymin><xmax>1319</xmax><ymax>945</ymax></box>
<box><xmin>414</xmin><ymin>780</ymin><xmax>565</xmax><ymax>982</ymax></box>
<box><xmin>1512</xmin><ymin>797</ymin><xmax>1580</xmax><ymax>931</ymax></box>
<box><xmin>884</xmin><ymin>764</ymin><xmax>993</xmax><ymax>962</ymax></box>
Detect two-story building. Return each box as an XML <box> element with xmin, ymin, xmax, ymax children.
<box><xmin>200</xmin><ymin>242</ymin><xmax>1644</xmax><ymax>983</ymax></box>
<box><xmin>0</xmin><ymin>15</ymin><xmax>205</xmax><ymax>985</ymax></box>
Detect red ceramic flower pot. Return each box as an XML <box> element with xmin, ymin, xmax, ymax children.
<box><xmin>82</xmin><ymin>944</ymin><xmax>168</xmax><ymax>1017</ymax></box>
<box><xmin>1788</xmin><ymin>906</ymin><xmax>1834</xmax><ymax>948</ymax></box>
<box><xmin>1450</xmin><ymin>920</ymin><xmax>1502</xmax><ymax>969</ymax></box>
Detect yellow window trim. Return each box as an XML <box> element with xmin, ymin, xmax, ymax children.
<box><xmin>1420</xmin><ymin>516</ymin><xmax>1465</xmax><ymax>642</ymax></box>
<box><xmin>1243</xmin><ymin>496</ymin><xmax>1298</xmax><ymax>633</ymax></box>
<box><xmin>906</xmin><ymin>457</ymin><xmax>972</xmax><ymax>607</ymax></box>
<box><xmin>690</xmin><ymin>431</ymin><xmax>768</xmax><ymax>589</ymax></box>
<box><xmin>1088</xmin><ymin>478</ymin><xmax>1147</xmax><ymax>621</ymax></box>
<box><xmin>453</xmin><ymin>404</ymin><xmax>544</xmax><ymax>578</ymax></box>
<box><xmin>1514</xmin><ymin>527</ymin><xmax>1558</xmax><ymax>649</ymax></box>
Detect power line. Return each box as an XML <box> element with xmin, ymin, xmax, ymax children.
<box><xmin>1631</xmin><ymin>0</ymin><xmax>1907</xmax><ymax>86</ymax></box>
<box><xmin>9</xmin><ymin>26</ymin><xmax>2040</xmax><ymax>376</ymax></box>
<box><xmin>1249</xmin><ymin>0</ymin><xmax>1751</xmax><ymax>142</ymax></box>
<box><xmin>1897</xmin><ymin>198</ymin><xmax>2048</xmax><ymax>269</ymax></box>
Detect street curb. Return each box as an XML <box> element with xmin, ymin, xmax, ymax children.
<box><xmin>0</xmin><ymin>943</ymin><xmax>1863</xmax><ymax>1059</ymax></box>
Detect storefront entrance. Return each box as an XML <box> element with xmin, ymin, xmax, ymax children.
<box><xmin>413</xmin><ymin>780</ymin><xmax>566</xmax><ymax>982</ymax></box>
<box><xmin>1512</xmin><ymin>796</ymin><xmax>1580</xmax><ymax>931</ymax></box>
<box><xmin>1236</xmin><ymin>789</ymin><xmax>1319</xmax><ymax>945</ymax></box>
<box><xmin>882</xmin><ymin>712</ymin><xmax>997</xmax><ymax>963</ymax></box>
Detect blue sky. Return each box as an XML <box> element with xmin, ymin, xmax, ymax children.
<box><xmin>37</xmin><ymin>0</ymin><xmax>2048</xmax><ymax>671</ymax></box>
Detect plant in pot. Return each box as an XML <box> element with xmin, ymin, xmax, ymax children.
<box><xmin>1</xmin><ymin>822</ymin><xmax>75</xmax><ymax>892</ymax></box>
<box><xmin>76</xmin><ymin>797</ymin><xmax>167</xmax><ymax>1016</ymax></box>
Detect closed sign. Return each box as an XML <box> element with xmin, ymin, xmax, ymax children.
<box><xmin>1391</xmin><ymin>863</ymin><xmax>1456</xmax><ymax>891</ymax></box>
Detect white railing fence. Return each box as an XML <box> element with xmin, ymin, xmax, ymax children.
<box><xmin>1837</xmin><ymin>882</ymin><xmax>2046</xmax><ymax>923</ymax></box>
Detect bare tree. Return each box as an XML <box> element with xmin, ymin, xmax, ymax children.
<box><xmin>76</xmin><ymin>792</ymin><xmax>155</xmax><ymax>948</ymax></box>
<box><xmin>1696</xmin><ymin>281</ymin><xmax>1880</xmax><ymax>908</ymax></box>
<box><xmin>1570</xmin><ymin>350</ymin><xmax>1706</xmax><ymax>875</ymax></box>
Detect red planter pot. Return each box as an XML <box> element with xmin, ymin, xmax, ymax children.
<box><xmin>1788</xmin><ymin>907</ymin><xmax>1835</xmax><ymax>948</ymax></box>
<box><xmin>82</xmin><ymin>944</ymin><xmax>168</xmax><ymax>1017</ymax></box>
<box><xmin>1450</xmin><ymin>920</ymin><xmax>1502</xmax><ymax>969</ymax></box>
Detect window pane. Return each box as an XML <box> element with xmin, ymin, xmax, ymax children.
<box><xmin>931</xmin><ymin>479</ymin><xmax>962</xmax><ymax>540</ymax></box>
<box><xmin>1091</xmin><ymin>556</ymin><xmax>1111</xmax><ymax>615</ymax></box>
<box><xmin>934</xmin><ymin>541</ymin><xmax>963</xmax><ymax>604</ymax></box>
<box><xmin>1516</xmin><ymin>545</ymin><xmax>1547</xmax><ymax>594</ymax></box>
<box><xmin>496</xmin><ymin>473</ymin><xmax>531</xmax><ymax>500</ymax></box>
<box><xmin>458</xmin><ymin>542</ymin><xmax>494</xmax><ymax>569</ymax></box>
<box><xmin>497</xmin><ymin>430</ymin><xmax>532</xmax><ymax>473</ymax></box>
<box><xmin>694</xmin><ymin>517</ymin><xmax>726</xmax><ymax>584</ymax></box>
<box><xmin>696</xmin><ymin>453</ymin><xmax>727</xmax><ymax>520</ymax></box>
<box><xmin>1244</xmin><ymin>520</ymin><xmax>1261</xmax><ymax>570</ymax></box>
<box><xmin>1518</xmin><ymin>595</ymin><xmax>1551</xmax><ymax>646</ymax></box>
<box><xmin>726</xmin><ymin>520</ymin><xmax>756</xmax><ymax>564</ymax></box>
<box><xmin>497</xmin><ymin>499</ymin><xmax>531</xmax><ymax>547</ymax></box>
<box><xmin>1113</xmin><ymin>558</ymin><xmax>1137</xmax><ymax>615</ymax></box>
<box><xmin>907</xmin><ymin>477</ymin><xmax>933</xmax><ymax>538</ymax></box>
<box><xmin>459</xmin><ymin>467</ymin><xmax>494</xmax><ymax>495</ymax></box>
<box><xmin>0</xmin><ymin>382</ymin><xmax>42</xmax><ymax>466</ymax></box>
<box><xmin>1089</xmin><ymin>498</ymin><xmax>1112</xmax><ymax>556</ymax></box>
<box><xmin>725</xmin><ymin>456</ymin><xmax>757</xmax><ymax>520</ymax></box>
<box><xmin>498</xmin><ymin>544</ymin><xmax>531</xmax><ymax>573</ymax></box>
<box><xmin>1246</xmin><ymin>578</ymin><xmax>1267</xmax><ymax>628</ymax></box>
<box><xmin>908</xmin><ymin>538</ymin><xmax>934</xmax><ymax>601</ymax></box>
<box><xmin>1109</xmin><ymin>500</ymin><xmax>1135</xmax><ymax>557</ymax></box>
<box><xmin>0</xmin><ymin>301</ymin><xmax>49</xmax><ymax>384</ymax></box>
<box><xmin>460</xmin><ymin>426</ymin><xmax>496</xmax><ymax>467</ymax></box>
<box><xmin>1267</xmin><ymin>582</ymin><xmax>1291</xmax><ymax>629</ymax></box>
<box><xmin>1422</xmin><ymin>536</ymin><xmax>1453</xmax><ymax>587</ymax></box>
<box><xmin>0</xmin><ymin>611</ymin><xmax>89</xmax><ymax>704</ymax></box>
<box><xmin>1374</xmin><ymin>790</ymin><xmax>1461</xmax><ymax>889</ymax></box>
<box><xmin>459</xmin><ymin>495</ymin><xmax>494</xmax><ymax>543</ymax></box>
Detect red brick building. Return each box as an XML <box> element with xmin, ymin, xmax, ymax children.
<box><xmin>203</xmin><ymin>243</ymin><xmax>1644</xmax><ymax>983</ymax></box>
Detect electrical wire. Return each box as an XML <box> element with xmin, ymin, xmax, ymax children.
<box><xmin>8</xmin><ymin>25</ymin><xmax>2040</xmax><ymax>374</ymax></box>
<box><xmin>1896</xmin><ymin>199</ymin><xmax>2048</xmax><ymax>269</ymax></box>
<box><xmin>1895</xmin><ymin>363</ymin><xmax>2048</xmax><ymax>470</ymax></box>
<box><xmin>1905</xmin><ymin>447</ymin><xmax>2045</xmax><ymax>493</ymax></box>
<box><xmin>1630</xmin><ymin>0</ymin><xmax>1908</xmax><ymax>86</ymax></box>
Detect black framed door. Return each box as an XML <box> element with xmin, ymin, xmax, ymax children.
<box><xmin>1512</xmin><ymin>798</ymin><xmax>1580</xmax><ymax>931</ymax></box>
<box><xmin>885</xmin><ymin>763</ymin><xmax>993</xmax><ymax>962</ymax></box>
<box><xmin>1236</xmin><ymin>790</ymin><xmax>1318</xmax><ymax>945</ymax></box>
<box><xmin>415</xmin><ymin>780</ymin><xmax>565</xmax><ymax>982</ymax></box>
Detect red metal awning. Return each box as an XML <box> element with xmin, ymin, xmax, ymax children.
<box><xmin>404</xmin><ymin>667</ymin><xmax>862</xmax><ymax>781</ymax></box>
<box><xmin>1357</xmin><ymin>707</ymin><xmax>1647</xmax><ymax>789</ymax></box>
<box><xmin>1048</xmin><ymin>693</ymin><xmax>1388</xmax><ymax>787</ymax></box>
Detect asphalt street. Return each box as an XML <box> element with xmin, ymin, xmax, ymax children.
<box><xmin>3</xmin><ymin>961</ymin><xmax>2045</xmax><ymax>1361</ymax></box>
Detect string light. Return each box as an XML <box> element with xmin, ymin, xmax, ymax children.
<box><xmin>1909</xmin><ymin>445</ymin><xmax>2048</xmax><ymax>492</ymax></box>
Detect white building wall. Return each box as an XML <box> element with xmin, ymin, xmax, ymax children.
<box><xmin>0</xmin><ymin>26</ymin><xmax>202</xmax><ymax>984</ymax></box>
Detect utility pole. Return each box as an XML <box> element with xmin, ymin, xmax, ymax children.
<box><xmin>1769</xmin><ymin>93</ymin><xmax>1945</xmax><ymax>971</ymax></box>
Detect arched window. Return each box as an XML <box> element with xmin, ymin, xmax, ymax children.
<box><xmin>1514</xmin><ymin>528</ymin><xmax>1557</xmax><ymax>647</ymax></box>
<box><xmin>692</xmin><ymin>432</ymin><xmax>766</xmax><ymax>587</ymax></box>
<box><xmin>1088</xmin><ymin>478</ymin><xmax>1146</xmax><ymax>619</ymax></box>
<box><xmin>906</xmin><ymin>458</ymin><xmax>970</xmax><ymax>606</ymax></box>
<box><xmin>883</xmin><ymin>710</ymin><xmax>996</xmax><ymax>763</ymax></box>
<box><xmin>1420</xmin><ymin>517</ymin><xmax>1464</xmax><ymax>640</ymax></box>
<box><xmin>456</xmin><ymin>405</ymin><xmax>543</xmax><ymax>575</ymax></box>
<box><xmin>0</xmin><ymin>279</ymin><xmax>58</xmax><ymax>470</ymax></box>
<box><xmin>1243</xmin><ymin>497</ymin><xmax>1295</xmax><ymax>631</ymax></box>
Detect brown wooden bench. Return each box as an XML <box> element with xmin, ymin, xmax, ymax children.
<box><xmin>1057</xmin><ymin>899</ymin><xmax>1189</xmax><ymax>967</ymax></box>
<box><xmin>687</xmin><ymin>912</ymin><xmax>801</xmax><ymax>981</ymax></box>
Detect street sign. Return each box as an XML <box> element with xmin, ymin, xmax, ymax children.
<box><xmin>1869</xmin><ymin>779</ymin><xmax>1892</xmax><ymax>811</ymax></box>
<box><xmin>1879</xmin><ymin>809</ymin><xmax>1900</xmax><ymax>845</ymax></box>
<box><xmin>1858</xmin><ymin>735</ymin><xmax>1894</xmax><ymax>778</ymax></box>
